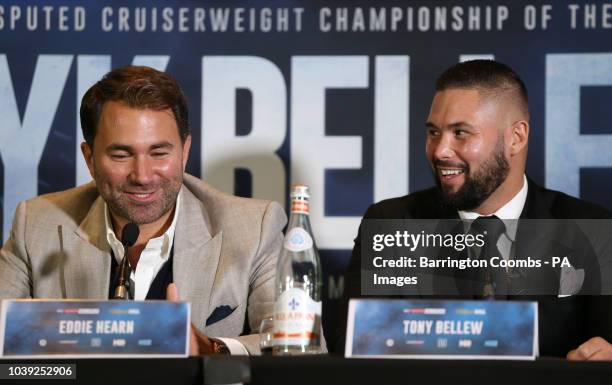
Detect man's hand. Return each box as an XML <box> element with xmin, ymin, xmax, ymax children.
<box><xmin>567</xmin><ymin>336</ymin><xmax>612</xmax><ymax>361</ymax></box>
<box><xmin>166</xmin><ymin>283</ymin><xmax>215</xmax><ymax>355</ymax></box>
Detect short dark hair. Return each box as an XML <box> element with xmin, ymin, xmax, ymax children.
<box><xmin>80</xmin><ymin>65</ymin><xmax>190</xmax><ymax>146</ymax></box>
<box><xmin>435</xmin><ymin>60</ymin><xmax>529</xmax><ymax>116</ymax></box>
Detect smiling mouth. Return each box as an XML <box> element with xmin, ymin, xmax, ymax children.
<box><xmin>124</xmin><ymin>191</ymin><xmax>157</xmax><ymax>201</ymax></box>
<box><xmin>437</xmin><ymin>168</ymin><xmax>465</xmax><ymax>177</ymax></box>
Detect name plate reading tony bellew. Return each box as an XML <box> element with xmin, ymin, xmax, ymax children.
<box><xmin>346</xmin><ymin>299</ymin><xmax>537</xmax><ymax>360</ymax></box>
<box><xmin>0</xmin><ymin>300</ymin><xmax>190</xmax><ymax>358</ymax></box>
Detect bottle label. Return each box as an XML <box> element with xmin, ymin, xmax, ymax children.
<box><xmin>273</xmin><ymin>288</ymin><xmax>322</xmax><ymax>347</ymax></box>
<box><xmin>283</xmin><ymin>228</ymin><xmax>313</xmax><ymax>252</ymax></box>
<box><xmin>290</xmin><ymin>200</ymin><xmax>309</xmax><ymax>214</ymax></box>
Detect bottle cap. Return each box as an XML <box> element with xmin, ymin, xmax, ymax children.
<box><xmin>291</xmin><ymin>184</ymin><xmax>310</xmax><ymax>201</ymax></box>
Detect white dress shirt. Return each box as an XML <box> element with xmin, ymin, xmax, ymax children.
<box><xmin>105</xmin><ymin>194</ymin><xmax>180</xmax><ymax>300</ymax></box>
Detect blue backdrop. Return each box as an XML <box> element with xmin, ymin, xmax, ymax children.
<box><xmin>1</xmin><ymin>0</ymin><xmax>612</xmax><ymax>340</ymax></box>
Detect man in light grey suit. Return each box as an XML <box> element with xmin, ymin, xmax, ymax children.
<box><xmin>0</xmin><ymin>65</ymin><xmax>286</xmax><ymax>355</ymax></box>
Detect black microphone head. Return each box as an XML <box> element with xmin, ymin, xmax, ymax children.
<box><xmin>121</xmin><ymin>223</ymin><xmax>140</xmax><ymax>247</ymax></box>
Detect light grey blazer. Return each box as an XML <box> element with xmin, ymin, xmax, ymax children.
<box><xmin>0</xmin><ymin>174</ymin><xmax>286</xmax><ymax>354</ymax></box>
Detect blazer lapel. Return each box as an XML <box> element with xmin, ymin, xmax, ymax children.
<box><xmin>172</xmin><ymin>187</ymin><xmax>222</xmax><ymax>330</ymax></box>
<box><xmin>412</xmin><ymin>195</ymin><xmax>460</xmax><ymax>297</ymax></box>
<box><xmin>510</xmin><ymin>177</ymin><xmax>556</xmax><ymax>296</ymax></box>
<box><xmin>63</xmin><ymin>196</ymin><xmax>111</xmax><ymax>299</ymax></box>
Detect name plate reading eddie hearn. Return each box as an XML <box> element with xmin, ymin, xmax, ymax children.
<box><xmin>346</xmin><ymin>299</ymin><xmax>537</xmax><ymax>360</ymax></box>
<box><xmin>0</xmin><ymin>300</ymin><xmax>190</xmax><ymax>358</ymax></box>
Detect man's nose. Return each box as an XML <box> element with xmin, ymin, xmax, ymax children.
<box><xmin>129</xmin><ymin>156</ymin><xmax>154</xmax><ymax>185</ymax></box>
<box><xmin>433</xmin><ymin>133</ymin><xmax>456</xmax><ymax>160</ymax></box>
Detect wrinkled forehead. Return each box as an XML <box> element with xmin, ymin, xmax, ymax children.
<box><xmin>95</xmin><ymin>101</ymin><xmax>180</xmax><ymax>145</ymax></box>
<box><xmin>428</xmin><ymin>88</ymin><xmax>514</xmax><ymax>134</ymax></box>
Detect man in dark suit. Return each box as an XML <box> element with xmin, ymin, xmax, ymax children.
<box><xmin>337</xmin><ymin>60</ymin><xmax>612</xmax><ymax>360</ymax></box>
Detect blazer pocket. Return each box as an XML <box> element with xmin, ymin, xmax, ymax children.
<box><xmin>206</xmin><ymin>305</ymin><xmax>237</xmax><ymax>326</ymax></box>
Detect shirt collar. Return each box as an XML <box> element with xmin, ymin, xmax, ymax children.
<box><xmin>104</xmin><ymin>192</ymin><xmax>181</xmax><ymax>263</ymax></box>
<box><xmin>458</xmin><ymin>175</ymin><xmax>528</xmax><ymax>241</ymax></box>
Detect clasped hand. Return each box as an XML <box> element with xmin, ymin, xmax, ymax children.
<box><xmin>567</xmin><ymin>337</ymin><xmax>612</xmax><ymax>361</ymax></box>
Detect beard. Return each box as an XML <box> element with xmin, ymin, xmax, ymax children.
<box><xmin>95</xmin><ymin>171</ymin><xmax>183</xmax><ymax>225</ymax></box>
<box><xmin>434</xmin><ymin>138</ymin><xmax>510</xmax><ymax>211</ymax></box>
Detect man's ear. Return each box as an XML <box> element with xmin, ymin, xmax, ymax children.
<box><xmin>80</xmin><ymin>142</ymin><xmax>96</xmax><ymax>179</ymax></box>
<box><xmin>182</xmin><ymin>135</ymin><xmax>192</xmax><ymax>171</ymax></box>
<box><xmin>509</xmin><ymin>120</ymin><xmax>529</xmax><ymax>156</ymax></box>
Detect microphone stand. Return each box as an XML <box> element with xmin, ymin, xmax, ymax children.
<box><xmin>113</xmin><ymin>254</ymin><xmax>131</xmax><ymax>300</ymax></box>
<box><xmin>113</xmin><ymin>223</ymin><xmax>139</xmax><ymax>300</ymax></box>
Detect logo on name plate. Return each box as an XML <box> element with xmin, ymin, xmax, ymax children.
<box><xmin>437</xmin><ymin>338</ymin><xmax>448</xmax><ymax>348</ymax></box>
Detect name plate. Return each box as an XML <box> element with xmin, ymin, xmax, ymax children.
<box><xmin>0</xmin><ymin>300</ymin><xmax>190</xmax><ymax>358</ymax></box>
<box><xmin>346</xmin><ymin>299</ymin><xmax>537</xmax><ymax>360</ymax></box>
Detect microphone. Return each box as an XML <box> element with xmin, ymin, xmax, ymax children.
<box><xmin>113</xmin><ymin>223</ymin><xmax>139</xmax><ymax>300</ymax></box>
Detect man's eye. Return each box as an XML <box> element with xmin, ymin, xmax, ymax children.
<box><xmin>454</xmin><ymin>129</ymin><xmax>468</xmax><ymax>137</ymax></box>
<box><xmin>152</xmin><ymin>152</ymin><xmax>169</xmax><ymax>157</ymax></box>
<box><xmin>110</xmin><ymin>153</ymin><xmax>129</xmax><ymax>160</ymax></box>
<box><xmin>427</xmin><ymin>129</ymin><xmax>440</xmax><ymax>137</ymax></box>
